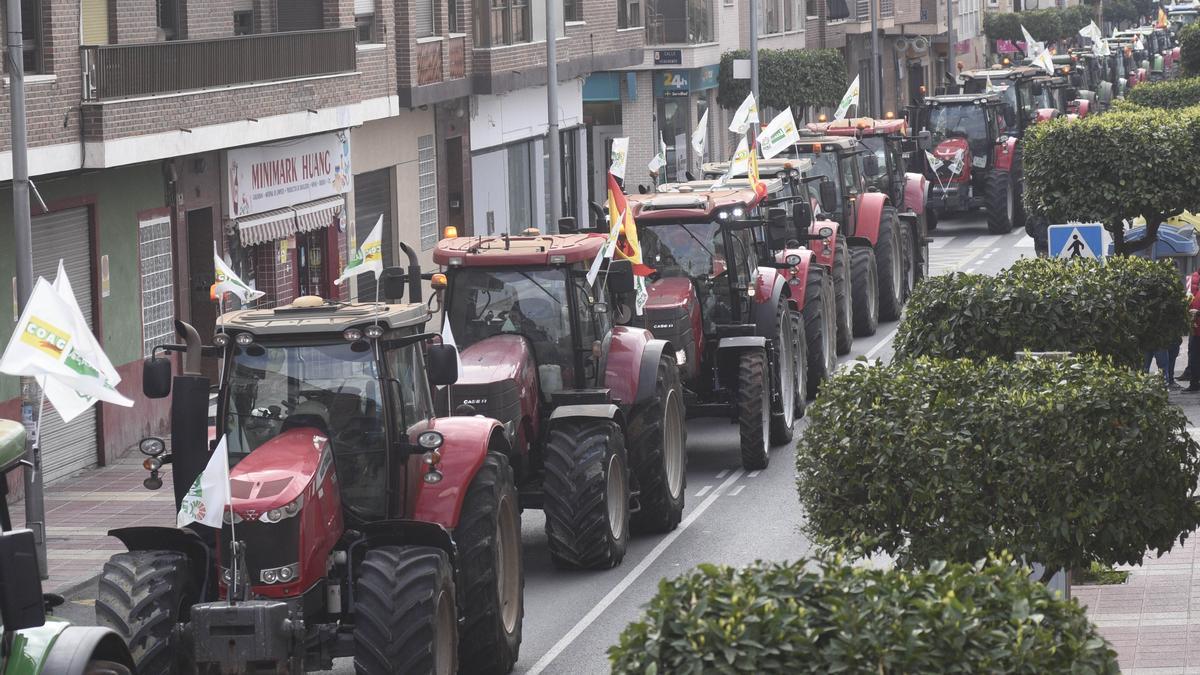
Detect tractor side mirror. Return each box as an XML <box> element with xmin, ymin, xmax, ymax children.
<box><xmin>427</xmin><ymin>344</ymin><xmax>460</xmax><ymax>387</ymax></box>
<box><xmin>767</xmin><ymin>207</ymin><xmax>790</xmax><ymax>246</ymax></box>
<box><xmin>143</xmin><ymin>356</ymin><xmax>173</xmax><ymax>399</ymax></box>
<box><xmin>0</xmin><ymin>529</ymin><xmax>45</xmax><ymax>633</ymax></box>
<box><xmin>606</xmin><ymin>259</ymin><xmax>636</xmax><ymax>293</ymax></box>
<box><xmin>862</xmin><ymin>153</ymin><xmax>880</xmax><ymax>176</ymax></box>
<box><xmin>819</xmin><ymin>181</ymin><xmax>838</xmax><ymax>210</ymax></box>
<box><xmin>558</xmin><ymin>217</ymin><xmax>578</xmax><ymax>234</ymax></box>
<box><xmin>380</xmin><ymin>267</ymin><xmax>407</xmax><ymax>301</ymax></box>
<box><xmin>792</xmin><ymin>202</ymin><xmax>813</xmax><ymax>233</ymax></box>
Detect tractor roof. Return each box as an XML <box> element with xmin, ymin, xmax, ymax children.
<box><xmin>628</xmin><ymin>184</ymin><xmax>761</xmax><ymax>220</ymax></box>
<box><xmin>218</xmin><ymin>297</ymin><xmax>429</xmax><ymax>336</ymax></box>
<box><xmin>922</xmin><ymin>93</ymin><xmax>1004</xmax><ymax>106</ymax></box>
<box><xmin>806</xmin><ymin>117</ymin><xmax>908</xmax><ymax>137</ymax></box>
<box><xmin>786</xmin><ymin>135</ymin><xmax>861</xmax><ymax>152</ymax></box>
<box><xmin>672</xmin><ymin>171</ymin><xmax>791</xmax><ymax>192</ymax></box>
<box><xmin>961</xmin><ymin>65</ymin><xmax>1043</xmax><ymax>81</ymax></box>
<box><xmin>433</xmin><ymin>232</ymin><xmax>604</xmax><ymax>267</ymax></box>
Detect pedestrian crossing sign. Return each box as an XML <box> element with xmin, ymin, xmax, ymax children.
<box><xmin>1048</xmin><ymin>223</ymin><xmax>1105</xmax><ymax>260</ymax></box>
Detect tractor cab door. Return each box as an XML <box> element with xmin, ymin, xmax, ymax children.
<box><xmin>838</xmin><ymin>153</ymin><xmax>863</xmax><ymax>229</ymax></box>
<box><xmin>382</xmin><ymin>340</ymin><xmax>437</xmax><ymax>518</ymax></box>
<box><xmin>721</xmin><ymin>224</ymin><xmax>759</xmax><ymax>324</ymax></box>
<box><xmin>570</xmin><ymin>275</ymin><xmax>609</xmax><ymax>388</ymax></box>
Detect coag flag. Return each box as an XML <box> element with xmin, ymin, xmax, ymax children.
<box><xmin>1021</xmin><ymin>25</ymin><xmax>1045</xmax><ymax>57</ymax></box>
<box><xmin>834</xmin><ymin>75</ymin><xmax>860</xmax><ymax>121</ymax></box>
<box><xmin>647</xmin><ymin>134</ymin><xmax>668</xmax><ymax>175</ymax></box>
<box><xmin>691</xmin><ymin>109</ymin><xmax>708</xmax><ymax>159</ymax></box>
<box><xmin>925</xmin><ymin>150</ymin><xmax>944</xmax><ymax>172</ymax></box>
<box><xmin>609</xmin><ymin>137</ymin><xmax>630</xmax><ymax>180</ymax></box>
<box><xmin>1079</xmin><ymin>20</ymin><xmax>1104</xmax><ymax>42</ymax></box>
<box><xmin>729</xmin><ymin>136</ymin><xmax>752</xmax><ymax>176</ymax></box>
<box><xmin>729</xmin><ymin>93</ymin><xmax>759</xmax><ymax>134</ymax></box>
<box><xmin>1033</xmin><ymin>49</ymin><xmax>1055</xmax><ymax>75</ymax></box>
<box><xmin>335</xmin><ymin>215</ymin><xmax>384</xmax><ymax>285</ymax></box>
<box><xmin>212</xmin><ymin>247</ymin><xmax>265</xmax><ymax>303</ymax></box>
<box><xmin>756</xmin><ymin>107</ymin><xmax>800</xmax><ymax>160</ymax></box>
<box><xmin>178</xmin><ymin>436</ymin><xmax>231</xmax><ymax>528</ymax></box>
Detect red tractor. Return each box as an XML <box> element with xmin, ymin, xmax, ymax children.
<box><xmin>625</xmin><ymin>178</ymin><xmax>828</xmax><ymax>466</ymax></box>
<box><xmin>910</xmin><ymin>93</ymin><xmax>1022</xmax><ymax>235</ymax></box>
<box><xmin>433</xmin><ymin>232</ymin><xmax>688</xmax><ymax>568</ymax></box>
<box><xmin>97</xmin><ymin>252</ymin><xmax>524</xmax><ymax>674</ymax></box>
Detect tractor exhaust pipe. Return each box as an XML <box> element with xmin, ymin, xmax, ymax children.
<box><xmin>399</xmin><ymin>241</ymin><xmax>422</xmax><ymax>304</ymax></box>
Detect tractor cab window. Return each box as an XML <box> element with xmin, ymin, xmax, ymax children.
<box><xmin>638</xmin><ymin>221</ymin><xmax>725</xmax><ymax>279</ymax></box>
<box><xmin>839</xmin><ymin>155</ymin><xmax>860</xmax><ymax>197</ymax></box>
<box><xmin>573</xmin><ymin>279</ymin><xmax>602</xmax><ymax>384</ymax></box>
<box><xmin>919</xmin><ymin>103</ymin><xmax>991</xmax><ymax>162</ymax></box>
<box><xmin>385</xmin><ymin>343</ymin><xmax>435</xmax><ymax>433</ymax></box>
<box><xmin>788</xmin><ymin>152</ymin><xmax>842</xmax><ymax>215</ymax></box>
<box><xmin>858</xmin><ymin>136</ymin><xmax>890</xmax><ymax>191</ymax></box>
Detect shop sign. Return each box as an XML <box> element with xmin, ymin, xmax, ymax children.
<box><xmin>227</xmin><ymin>131</ymin><xmax>352</xmax><ymax>218</ymax></box>
<box><xmin>693</xmin><ymin>65</ymin><xmax>720</xmax><ymax>91</ymax></box>
<box><xmin>654</xmin><ymin>49</ymin><xmax>682</xmax><ymax>65</ymax></box>
<box><xmin>656</xmin><ymin>71</ymin><xmax>691</xmax><ymax>98</ymax></box>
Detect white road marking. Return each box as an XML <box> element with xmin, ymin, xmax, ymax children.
<box><xmin>974</xmin><ymin>235</ymin><xmax>1002</xmax><ymax>247</ymax></box>
<box><xmin>864</xmin><ymin>326</ymin><xmax>900</xmax><ymax>360</ymax></box>
<box><xmin>1015</xmin><ymin>236</ymin><xmax>1035</xmax><ymax>248</ymax></box>
<box><xmin>748</xmin><ymin>470</ymin><xmax>761</xmax><ymax>478</ymax></box>
<box><xmin>695</xmin><ymin>485</ymin><xmax>713</xmax><ymax>497</ymax></box>
<box><xmin>728</xmin><ymin>485</ymin><xmax>746</xmax><ymax>496</ymax></box>
<box><xmin>990</xmin><ymin>247</ymin><xmax>1001</xmax><ymax>253</ymax></box>
<box><xmin>525</xmin><ymin>470</ymin><xmax>746</xmax><ymax>675</ymax></box>
<box><xmin>928</xmin><ymin>237</ymin><xmax>952</xmax><ymax>249</ymax></box>
<box><xmin>715</xmin><ymin>469</ymin><xmax>729</xmax><ymax>479</ymax></box>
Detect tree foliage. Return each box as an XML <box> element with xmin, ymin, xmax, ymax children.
<box><xmin>1126</xmin><ymin>77</ymin><xmax>1200</xmax><ymax>108</ymax></box>
<box><xmin>893</xmin><ymin>257</ymin><xmax>1189</xmax><ymax>365</ymax></box>
<box><xmin>1181</xmin><ymin>23</ymin><xmax>1200</xmax><ymax>77</ymax></box>
<box><xmin>1023</xmin><ymin>105</ymin><xmax>1200</xmax><ymax>251</ymax></box>
<box><xmin>610</xmin><ymin>554</ymin><xmax>1119</xmax><ymax>674</ymax></box>
<box><xmin>983</xmin><ymin>6</ymin><xmax>1093</xmax><ymax>43</ymax></box>
<box><xmin>794</xmin><ymin>355</ymin><xmax>1200</xmax><ymax>575</ymax></box>
<box><xmin>717</xmin><ymin>49</ymin><xmax>847</xmax><ymax>113</ymax></box>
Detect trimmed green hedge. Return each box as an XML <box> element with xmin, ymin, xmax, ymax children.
<box><xmin>610</xmin><ymin>554</ymin><xmax>1119</xmax><ymax>674</ymax></box>
<box><xmin>893</xmin><ymin>256</ymin><xmax>1188</xmax><ymax>366</ymax></box>
<box><xmin>983</xmin><ymin>6</ymin><xmax>1093</xmax><ymax>43</ymax></box>
<box><xmin>717</xmin><ymin>49</ymin><xmax>846</xmax><ymax>113</ymax></box>
<box><xmin>1182</xmin><ymin>23</ymin><xmax>1200</xmax><ymax>77</ymax></box>
<box><xmin>795</xmin><ymin>355</ymin><xmax>1200</xmax><ymax>573</ymax></box>
<box><xmin>1126</xmin><ymin>77</ymin><xmax>1200</xmax><ymax>108</ymax></box>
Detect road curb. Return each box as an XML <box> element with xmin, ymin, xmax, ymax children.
<box><xmin>55</xmin><ymin>572</ymin><xmax>100</xmax><ymax>600</ymax></box>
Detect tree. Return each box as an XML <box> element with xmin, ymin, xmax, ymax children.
<box><xmin>717</xmin><ymin>49</ymin><xmax>847</xmax><ymax>114</ymax></box>
<box><xmin>1181</xmin><ymin>24</ymin><xmax>1200</xmax><ymax>77</ymax></box>
<box><xmin>1023</xmin><ymin>105</ymin><xmax>1200</xmax><ymax>253</ymax></box>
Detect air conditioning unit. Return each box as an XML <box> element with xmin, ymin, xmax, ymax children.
<box><xmin>894</xmin><ymin>37</ymin><xmax>911</xmax><ymax>51</ymax></box>
<box><xmin>912</xmin><ymin>36</ymin><xmax>930</xmax><ymax>52</ymax></box>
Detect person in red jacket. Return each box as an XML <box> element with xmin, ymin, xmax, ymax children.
<box><xmin>1184</xmin><ymin>270</ymin><xmax>1200</xmax><ymax>392</ymax></box>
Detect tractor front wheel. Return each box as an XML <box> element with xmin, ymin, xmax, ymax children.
<box><xmin>737</xmin><ymin>349</ymin><xmax>770</xmax><ymax>471</ymax></box>
<box><xmin>354</xmin><ymin>545</ymin><xmax>458</xmax><ymax>675</ymax></box>
<box><xmin>543</xmin><ymin>419</ymin><xmax>630</xmax><ymax>569</ymax></box>
<box><xmin>801</xmin><ymin>267</ymin><xmax>837</xmax><ymax>399</ymax></box>
<box><xmin>877</xmin><ymin>209</ymin><xmax>905</xmax><ymax>322</ymax></box>
<box><xmin>850</xmin><ymin>247</ymin><xmax>879</xmax><ymax>337</ymax></box>
<box><xmin>455</xmin><ymin>452</ymin><xmax>524</xmax><ymax>674</ymax></box>
<box><xmin>833</xmin><ymin>235</ymin><xmax>853</xmax><ymax>355</ymax></box>
<box><xmin>96</xmin><ymin>551</ymin><xmax>194</xmax><ymax>675</ymax></box>
<box><xmin>629</xmin><ymin>354</ymin><xmax>687</xmax><ymax>534</ymax></box>
<box><xmin>986</xmin><ymin>171</ymin><xmax>1015</xmax><ymax>234</ymax></box>
<box><xmin>769</xmin><ymin>300</ymin><xmax>797</xmax><ymax>445</ymax></box>
<box><xmin>789</xmin><ymin>310</ymin><xmax>808</xmax><ymax>420</ymax></box>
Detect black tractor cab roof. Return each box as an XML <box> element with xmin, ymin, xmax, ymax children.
<box><xmin>219</xmin><ymin>296</ymin><xmax>430</xmax><ymax>337</ymax></box>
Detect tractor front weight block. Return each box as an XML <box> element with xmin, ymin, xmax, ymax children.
<box><xmin>188</xmin><ymin>600</ymin><xmax>304</xmax><ymax>673</ymax></box>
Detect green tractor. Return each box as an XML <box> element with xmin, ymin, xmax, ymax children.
<box><xmin>0</xmin><ymin>420</ymin><xmax>134</xmax><ymax>675</ymax></box>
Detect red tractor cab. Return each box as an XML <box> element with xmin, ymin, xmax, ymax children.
<box><xmin>910</xmin><ymin>94</ymin><xmax>1022</xmax><ymax>235</ymax></box>
<box><xmin>100</xmin><ymin>248</ymin><xmax>525</xmax><ymax>674</ymax></box>
<box><xmin>434</xmin><ymin>232</ymin><xmax>689</xmax><ymax>568</ymax></box>
<box><xmin>959</xmin><ymin>65</ymin><xmax>1055</xmax><ymax>136</ymax></box>
<box><xmin>626</xmin><ymin>179</ymin><xmax>825</xmax><ymax>466</ymax></box>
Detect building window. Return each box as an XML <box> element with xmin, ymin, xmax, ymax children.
<box><xmin>356</xmin><ymin>13</ymin><xmax>377</xmax><ymax>41</ymax></box>
<box><xmin>157</xmin><ymin>0</ymin><xmax>184</xmax><ymax>40</ymax></box>
<box><xmin>619</xmin><ymin>0</ymin><xmax>643</xmax><ymax>27</ymax></box>
<box><xmin>784</xmin><ymin>0</ymin><xmax>798</xmax><ymax>30</ymax></box>
<box><xmin>806</xmin><ymin>0</ymin><xmax>817</xmax><ymax>16</ymax></box>
<box><xmin>416</xmin><ymin>0</ymin><xmax>434</xmax><ymax>38</ymax></box>
<box><xmin>646</xmin><ymin>0</ymin><xmax>713</xmax><ymax>44</ymax></box>
<box><xmin>565</xmin><ymin>0</ymin><xmax>583</xmax><ymax>21</ymax></box>
<box><xmin>234</xmin><ymin>10</ymin><xmax>253</xmax><ymax>35</ymax></box>
<box><xmin>138</xmin><ymin>216</ymin><xmax>175</xmax><ymax>359</ymax></box>
<box><xmin>506</xmin><ymin>141</ymin><xmax>534</xmax><ymax>233</ymax></box>
<box><xmin>418</xmin><ymin>135</ymin><xmax>439</xmax><ymax>250</ymax></box>
<box><xmin>20</xmin><ymin>0</ymin><xmax>43</xmax><ymax>73</ymax></box>
<box><xmin>557</xmin><ymin>129</ymin><xmax>578</xmax><ymax>221</ymax></box>
<box><xmin>479</xmin><ymin>0</ymin><xmax>532</xmax><ymax>46</ymax></box>
<box><xmin>759</xmin><ymin>0</ymin><xmax>782</xmax><ymax>34</ymax></box>
<box><xmin>449</xmin><ymin>0</ymin><xmax>462</xmax><ymax>32</ymax></box>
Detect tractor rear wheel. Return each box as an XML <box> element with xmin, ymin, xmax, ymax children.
<box><xmin>769</xmin><ymin>300</ymin><xmax>796</xmax><ymax>445</ymax></box>
<box><xmin>914</xmin><ymin>212</ymin><xmax>930</xmax><ymax>283</ymax></box>
<box><xmin>850</xmin><ymin>246</ymin><xmax>879</xmax><ymax>337</ymax></box>
<box><xmin>737</xmin><ymin>349</ymin><xmax>770</xmax><ymax>471</ymax></box>
<box><xmin>84</xmin><ymin>661</ymin><xmax>133</xmax><ymax>675</ymax></box>
<box><xmin>629</xmin><ymin>354</ymin><xmax>687</xmax><ymax>534</ymax></box>
<box><xmin>802</xmin><ymin>267</ymin><xmax>837</xmax><ymax>399</ymax></box>
<box><xmin>789</xmin><ymin>310</ymin><xmax>808</xmax><ymax>420</ymax></box>
<box><xmin>455</xmin><ymin>452</ymin><xmax>523</xmax><ymax>674</ymax></box>
<box><xmin>898</xmin><ymin>218</ymin><xmax>915</xmax><ymax>301</ymax></box>
<box><xmin>986</xmin><ymin>171</ymin><xmax>1015</xmax><ymax>234</ymax></box>
<box><xmin>543</xmin><ymin>419</ymin><xmax>630</xmax><ymax>569</ymax></box>
<box><xmin>96</xmin><ymin>551</ymin><xmax>193</xmax><ymax>675</ymax></box>
<box><xmin>877</xmin><ymin>210</ymin><xmax>905</xmax><ymax>321</ymax></box>
<box><xmin>833</xmin><ymin>236</ymin><xmax>853</xmax><ymax>355</ymax></box>
<box><xmin>354</xmin><ymin>545</ymin><xmax>457</xmax><ymax>675</ymax></box>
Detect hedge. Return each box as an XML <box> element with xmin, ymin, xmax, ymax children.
<box><xmin>794</xmin><ymin>355</ymin><xmax>1200</xmax><ymax>574</ymax></box>
<box><xmin>610</xmin><ymin>554</ymin><xmax>1119</xmax><ymax>674</ymax></box>
<box><xmin>717</xmin><ymin>49</ymin><xmax>847</xmax><ymax>113</ymax></box>
<box><xmin>892</xmin><ymin>256</ymin><xmax>1189</xmax><ymax>366</ymax></box>
<box><xmin>1182</xmin><ymin>23</ymin><xmax>1200</xmax><ymax>77</ymax></box>
<box><xmin>1125</xmin><ymin>77</ymin><xmax>1200</xmax><ymax>108</ymax></box>
<box><xmin>983</xmin><ymin>6</ymin><xmax>1093</xmax><ymax>43</ymax></box>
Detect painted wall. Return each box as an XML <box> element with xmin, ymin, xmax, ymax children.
<box><xmin>470</xmin><ymin>80</ymin><xmax>585</xmax><ymax>152</ymax></box>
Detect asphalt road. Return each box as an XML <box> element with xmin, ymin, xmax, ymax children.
<box><xmin>57</xmin><ymin>211</ymin><xmax>1033</xmax><ymax>674</ymax></box>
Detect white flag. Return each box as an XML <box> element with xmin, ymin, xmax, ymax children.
<box><xmin>177</xmin><ymin>436</ymin><xmax>231</xmax><ymax>529</ymax></box>
<box><xmin>441</xmin><ymin>317</ymin><xmax>465</xmax><ymax>380</ymax></box>
<box><xmin>335</xmin><ymin>215</ymin><xmax>384</xmax><ymax>285</ymax></box>
<box><xmin>948</xmin><ymin>149</ymin><xmax>965</xmax><ymax>175</ymax></box>
<box><xmin>0</xmin><ymin>278</ymin><xmax>133</xmax><ymax>408</ymax></box>
<box><xmin>647</xmin><ymin>134</ymin><xmax>668</xmax><ymax>174</ymax></box>
<box><xmin>729</xmin><ymin>92</ymin><xmax>759</xmax><ymax>134</ymax></box>
<box><xmin>985</xmin><ymin>74</ymin><xmax>998</xmax><ymax>94</ymax></box>
<box><xmin>925</xmin><ymin>150</ymin><xmax>944</xmax><ymax>172</ymax></box>
<box><xmin>834</xmin><ymin>75</ymin><xmax>860</xmax><ymax>121</ymax></box>
<box><xmin>729</xmin><ymin>136</ymin><xmax>752</xmax><ymax>177</ymax></box>
<box><xmin>756</xmin><ymin>107</ymin><xmax>800</xmax><ymax>160</ymax></box>
<box><xmin>1022</xmin><ymin>25</ymin><xmax>1045</xmax><ymax>58</ymax></box>
<box><xmin>1033</xmin><ymin>49</ymin><xmax>1055</xmax><ymax>75</ymax></box>
<box><xmin>691</xmin><ymin>110</ymin><xmax>708</xmax><ymax>158</ymax></box>
<box><xmin>1134</xmin><ymin>36</ymin><xmax>1145</xmax><ymax>52</ymax></box>
<box><xmin>212</xmin><ymin>247</ymin><xmax>265</xmax><ymax>303</ymax></box>
<box><xmin>1080</xmin><ymin>20</ymin><xmax>1104</xmax><ymax>43</ymax></box>
<box><xmin>609</xmin><ymin>137</ymin><xmax>630</xmax><ymax>180</ymax></box>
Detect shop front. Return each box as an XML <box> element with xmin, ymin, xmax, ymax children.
<box><xmin>651</xmin><ymin>64</ymin><xmax>719</xmax><ymax>182</ymax></box>
<box><xmin>223</xmin><ymin>131</ymin><xmax>352</xmax><ymax>308</ymax></box>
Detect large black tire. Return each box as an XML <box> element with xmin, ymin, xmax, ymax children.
<box><xmin>898</xmin><ymin>217</ymin><xmax>915</xmax><ymax>302</ymax></box>
<box><xmin>354</xmin><ymin>545</ymin><xmax>457</xmax><ymax>675</ymax></box>
<box><xmin>629</xmin><ymin>354</ymin><xmax>687</xmax><ymax>534</ymax></box>
<box><xmin>876</xmin><ymin>210</ymin><xmax>905</xmax><ymax>322</ymax></box>
<box><xmin>802</xmin><ymin>266</ymin><xmax>837</xmax><ymax>399</ymax></box>
<box><xmin>769</xmin><ymin>300</ymin><xmax>797</xmax><ymax>445</ymax></box>
<box><xmin>1011</xmin><ymin>146</ymin><xmax>1027</xmax><ymax>231</ymax></box>
<box><xmin>850</xmin><ymin>246</ymin><xmax>879</xmax><ymax>337</ymax></box>
<box><xmin>96</xmin><ymin>551</ymin><xmax>193</xmax><ymax>675</ymax></box>
<box><xmin>84</xmin><ymin>661</ymin><xmax>133</xmax><ymax>675</ymax></box>
<box><xmin>986</xmin><ymin>171</ymin><xmax>1015</xmax><ymax>234</ymax></box>
<box><xmin>832</xmin><ymin>235</ymin><xmax>853</xmax><ymax>355</ymax></box>
<box><xmin>737</xmin><ymin>349</ymin><xmax>770</xmax><ymax>471</ymax></box>
<box><xmin>455</xmin><ymin>452</ymin><xmax>523</xmax><ymax>674</ymax></box>
<box><xmin>913</xmin><ymin>211</ymin><xmax>930</xmax><ymax>283</ymax></box>
<box><xmin>543</xmin><ymin>419</ymin><xmax>630</xmax><ymax>569</ymax></box>
<box><xmin>926</xmin><ymin>207</ymin><xmax>939</xmax><ymax>231</ymax></box>
<box><xmin>788</xmin><ymin>310</ymin><xmax>808</xmax><ymax>421</ymax></box>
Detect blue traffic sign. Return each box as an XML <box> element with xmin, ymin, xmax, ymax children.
<box><xmin>1048</xmin><ymin>223</ymin><xmax>1105</xmax><ymax>260</ymax></box>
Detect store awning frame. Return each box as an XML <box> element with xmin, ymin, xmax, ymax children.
<box><xmin>234</xmin><ymin>195</ymin><xmax>346</xmax><ymax>247</ymax></box>
<box><xmin>294</xmin><ymin>196</ymin><xmax>345</xmax><ymax>234</ymax></box>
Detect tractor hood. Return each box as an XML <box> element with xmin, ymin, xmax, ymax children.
<box><xmin>230</xmin><ymin>427</ymin><xmax>328</xmax><ymax>518</ymax></box>
<box><xmin>645</xmin><ymin>276</ymin><xmax>695</xmax><ymax>311</ymax></box>
<box><xmin>458</xmin><ymin>334</ymin><xmax>530</xmax><ymax>385</ymax></box>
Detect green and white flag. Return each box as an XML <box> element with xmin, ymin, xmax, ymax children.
<box><xmin>335</xmin><ymin>215</ymin><xmax>385</xmax><ymax>285</ymax></box>
<box><xmin>609</xmin><ymin>137</ymin><xmax>630</xmax><ymax>180</ymax></box>
<box><xmin>1033</xmin><ymin>49</ymin><xmax>1055</xmax><ymax>75</ymax></box>
<box><xmin>729</xmin><ymin>93</ymin><xmax>759</xmax><ymax>134</ymax></box>
<box><xmin>178</xmin><ymin>435</ymin><xmax>230</xmax><ymax>529</ymax></box>
<box><xmin>0</xmin><ymin>277</ymin><xmax>133</xmax><ymax>409</ymax></box>
<box><xmin>1022</xmin><ymin>25</ymin><xmax>1045</xmax><ymax>57</ymax></box>
<box><xmin>647</xmin><ymin>134</ymin><xmax>668</xmax><ymax>175</ymax></box>
<box><xmin>691</xmin><ymin>109</ymin><xmax>708</xmax><ymax>159</ymax></box>
<box><xmin>756</xmin><ymin>107</ymin><xmax>800</xmax><ymax>160</ymax></box>
<box><xmin>212</xmin><ymin>247</ymin><xmax>265</xmax><ymax>303</ymax></box>
<box><xmin>834</xmin><ymin>75</ymin><xmax>860</xmax><ymax>121</ymax></box>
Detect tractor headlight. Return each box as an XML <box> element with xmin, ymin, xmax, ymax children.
<box><xmin>732</xmin><ymin>207</ymin><xmax>745</xmax><ymax>217</ymax></box>
<box><xmin>260</xmin><ymin>563</ymin><xmax>299</xmax><ymax>585</ymax></box>
<box><xmin>343</xmin><ymin>328</ymin><xmax>364</xmax><ymax>341</ymax></box>
<box><xmin>364</xmin><ymin>325</ymin><xmax>385</xmax><ymax>339</ymax></box>
<box><xmin>789</xmin><ymin>277</ymin><xmax>801</xmax><ymax>286</ymax></box>
<box><xmin>260</xmin><ymin>494</ymin><xmax>304</xmax><ymax>523</ymax></box>
<box><xmin>235</xmin><ymin>333</ymin><xmax>254</xmax><ymax>346</ymax></box>
<box><xmin>785</xmin><ymin>254</ymin><xmax>802</xmax><ymax>266</ymax></box>
<box><xmin>139</xmin><ymin>437</ymin><xmax>166</xmax><ymax>457</ymax></box>
<box><xmin>222</xmin><ymin>509</ymin><xmax>243</xmax><ymax>525</ymax></box>
<box><xmin>418</xmin><ymin>431</ymin><xmax>445</xmax><ymax>450</ymax></box>
<box><xmin>819</xmin><ymin>226</ymin><xmax>834</xmax><ymax>237</ymax></box>
<box><xmin>212</xmin><ymin>333</ymin><xmax>231</xmax><ymax>347</ymax></box>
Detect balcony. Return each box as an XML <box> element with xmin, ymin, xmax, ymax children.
<box><xmin>81</xmin><ymin>29</ymin><xmax>357</xmax><ymax>101</ymax></box>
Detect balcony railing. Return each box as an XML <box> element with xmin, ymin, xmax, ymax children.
<box><xmin>81</xmin><ymin>28</ymin><xmax>357</xmax><ymax>101</ymax></box>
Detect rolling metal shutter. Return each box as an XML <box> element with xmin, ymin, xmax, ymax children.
<box><xmin>355</xmin><ymin>0</ymin><xmax>375</xmax><ymax>13</ymax></box>
<box><xmin>31</xmin><ymin>208</ymin><xmax>98</xmax><ymax>483</ymax></box>
<box><xmin>81</xmin><ymin>0</ymin><xmax>110</xmax><ymax>45</ymax></box>
<box><xmin>415</xmin><ymin>0</ymin><xmax>434</xmax><ymax>37</ymax></box>
<box><xmin>277</xmin><ymin>0</ymin><xmax>325</xmax><ymax>31</ymax></box>
<box><xmin>353</xmin><ymin>169</ymin><xmax>394</xmax><ymax>302</ymax></box>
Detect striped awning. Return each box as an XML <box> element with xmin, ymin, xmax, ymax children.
<box><xmin>236</xmin><ymin>207</ymin><xmax>296</xmax><ymax>247</ymax></box>
<box><xmin>295</xmin><ymin>196</ymin><xmax>345</xmax><ymax>234</ymax></box>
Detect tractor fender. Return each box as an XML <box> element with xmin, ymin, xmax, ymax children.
<box><xmin>852</xmin><ymin>191</ymin><xmax>890</xmax><ymax>247</ymax></box>
<box><xmin>548</xmin><ymin>404</ymin><xmax>623</xmax><ymax>424</ymax></box>
<box><xmin>808</xmin><ymin>219</ymin><xmax>840</xmax><ymax>268</ymax></box>
<box><xmin>42</xmin><ymin>625</ymin><xmax>136</xmax><ymax>674</ymax></box>
<box><xmin>601</xmin><ymin>326</ymin><xmax>656</xmax><ymax>407</ymax></box>
<box><xmin>1035</xmin><ymin>108</ymin><xmax>1058</xmax><ymax>123</ymax></box>
<box><xmin>774</xmin><ymin>247</ymin><xmax>813</xmax><ymax>308</ymax></box>
<box><xmin>993</xmin><ymin>136</ymin><xmax>1019</xmax><ymax>173</ymax></box>
<box><xmin>715</xmin><ymin>337</ymin><xmax>768</xmax><ymax>389</ymax></box>
<box><xmin>752</xmin><ymin>266</ymin><xmax>790</xmax><ymax>343</ymax></box>
<box><xmin>411</xmin><ymin>415</ymin><xmax>507</xmax><ymax>529</ymax></box>
<box><xmin>108</xmin><ymin>526</ymin><xmax>213</xmax><ymax>600</ymax></box>
<box><xmin>903</xmin><ymin>173</ymin><xmax>928</xmax><ymax>216</ymax></box>
<box><xmin>1074</xmin><ymin>99</ymin><xmax>1090</xmax><ymax>118</ymax></box>
<box><xmin>633</xmin><ymin>338</ymin><xmax>673</xmax><ymax>406</ymax></box>
<box><xmin>358</xmin><ymin>519</ymin><xmax>457</xmax><ymax>566</ymax></box>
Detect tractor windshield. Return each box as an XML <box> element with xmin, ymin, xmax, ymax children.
<box><xmin>782</xmin><ymin>151</ymin><xmax>842</xmax><ymax>211</ymax></box>
<box><xmin>858</xmin><ymin>136</ymin><xmax>890</xmax><ymax>191</ymax></box>
<box><xmin>638</xmin><ymin>220</ymin><xmax>757</xmax><ymax>330</ymax></box>
<box><xmin>919</xmin><ymin>103</ymin><xmax>989</xmax><ymax>144</ymax></box>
